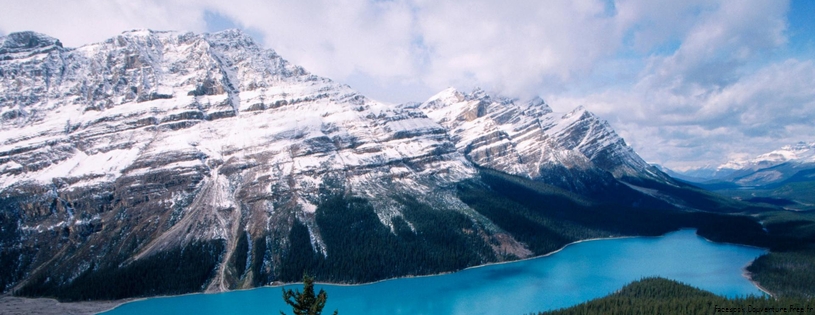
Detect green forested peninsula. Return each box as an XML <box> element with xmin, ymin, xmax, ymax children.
<box><xmin>538</xmin><ymin>277</ymin><xmax>813</xmax><ymax>315</ymax></box>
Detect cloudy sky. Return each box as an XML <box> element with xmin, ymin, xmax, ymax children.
<box><xmin>1</xmin><ymin>0</ymin><xmax>813</xmax><ymax>170</ymax></box>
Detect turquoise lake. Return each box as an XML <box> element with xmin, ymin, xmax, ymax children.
<box><xmin>100</xmin><ymin>229</ymin><xmax>767</xmax><ymax>315</ymax></box>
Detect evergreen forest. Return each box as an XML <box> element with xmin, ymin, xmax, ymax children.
<box><xmin>539</xmin><ymin>277</ymin><xmax>813</xmax><ymax>315</ymax></box>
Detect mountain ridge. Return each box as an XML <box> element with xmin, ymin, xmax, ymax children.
<box><xmin>667</xmin><ymin>141</ymin><xmax>815</xmax><ymax>182</ymax></box>
<box><xmin>657</xmin><ymin>141</ymin><xmax>815</xmax><ymax>212</ymax></box>
<box><xmin>0</xmin><ymin>29</ymin><xmax>776</xmax><ymax>300</ymax></box>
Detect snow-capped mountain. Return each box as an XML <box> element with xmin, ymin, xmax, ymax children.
<box><xmin>668</xmin><ymin>141</ymin><xmax>815</xmax><ymax>186</ymax></box>
<box><xmin>415</xmin><ymin>87</ymin><xmax>670</xmax><ymax>193</ymax></box>
<box><xmin>1</xmin><ymin>29</ymin><xmax>490</xmax><ymax>292</ymax></box>
<box><xmin>0</xmin><ymin>29</ymin><xmax>686</xmax><ymax>299</ymax></box>
<box><xmin>664</xmin><ymin>141</ymin><xmax>815</xmax><ymax>211</ymax></box>
<box><xmin>719</xmin><ymin>141</ymin><xmax>815</xmax><ymax>172</ymax></box>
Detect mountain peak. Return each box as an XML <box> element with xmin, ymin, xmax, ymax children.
<box><xmin>0</xmin><ymin>31</ymin><xmax>63</xmax><ymax>55</ymax></box>
<box><xmin>527</xmin><ymin>96</ymin><xmax>547</xmax><ymax>108</ymax></box>
<box><xmin>0</xmin><ymin>29</ymin><xmax>681</xmax><ymax>298</ymax></box>
<box><xmin>206</xmin><ymin>28</ymin><xmax>260</xmax><ymax>46</ymax></box>
<box><xmin>423</xmin><ymin>87</ymin><xmax>467</xmax><ymax>112</ymax></box>
<box><xmin>717</xmin><ymin>139</ymin><xmax>815</xmax><ymax>172</ymax></box>
<box><xmin>468</xmin><ymin>87</ymin><xmax>489</xmax><ymax>100</ymax></box>
<box><xmin>427</xmin><ymin>87</ymin><xmax>464</xmax><ymax>103</ymax></box>
<box><xmin>121</xmin><ymin>28</ymin><xmax>157</xmax><ymax>35</ymax></box>
<box><xmin>562</xmin><ymin>105</ymin><xmax>590</xmax><ymax>120</ymax></box>
<box><xmin>785</xmin><ymin>141</ymin><xmax>815</xmax><ymax>152</ymax></box>
<box><xmin>417</xmin><ymin>86</ymin><xmax>659</xmax><ymax>184</ymax></box>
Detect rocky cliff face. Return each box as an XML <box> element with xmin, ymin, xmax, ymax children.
<box><xmin>0</xmin><ymin>29</ymin><xmax>675</xmax><ymax>298</ymax></box>
<box><xmin>416</xmin><ymin>88</ymin><xmax>670</xmax><ymax>193</ymax></box>
<box><xmin>0</xmin><ymin>29</ymin><xmax>522</xmax><ymax>294</ymax></box>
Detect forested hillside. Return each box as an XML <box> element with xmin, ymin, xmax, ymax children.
<box><xmin>539</xmin><ymin>277</ymin><xmax>814</xmax><ymax>315</ymax></box>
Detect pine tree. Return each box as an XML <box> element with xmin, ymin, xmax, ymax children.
<box><xmin>280</xmin><ymin>274</ymin><xmax>338</xmax><ymax>315</ymax></box>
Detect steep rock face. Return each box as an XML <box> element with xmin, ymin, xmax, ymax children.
<box><xmin>0</xmin><ymin>30</ymin><xmax>682</xmax><ymax>299</ymax></box>
<box><xmin>416</xmin><ymin>88</ymin><xmax>669</xmax><ymax>193</ymax></box>
<box><xmin>0</xmin><ymin>30</ymin><xmax>527</xmax><ymax>294</ymax></box>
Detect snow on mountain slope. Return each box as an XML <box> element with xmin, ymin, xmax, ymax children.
<box><xmin>0</xmin><ymin>29</ymin><xmax>675</xmax><ymax>297</ymax></box>
<box><xmin>669</xmin><ymin>141</ymin><xmax>815</xmax><ymax>183</ymax></box>
<box><xmin>0</xmin><ymin>29</ymin><xmax>473</xmax><ymax>213</ymax></box>
<box><xmin>1</xmin><ymin>30</ymin><xmax>531</xmax><ymax>293</ymax></box>
<box><xmin>416</xmin><ymin>87</ymin><xmax>669</xmax><ymax>191</ymax></box>
<box><xmin>719</xmin><ymin>141</ymin><xmax>815</xmax><ymax>171</ymax></box>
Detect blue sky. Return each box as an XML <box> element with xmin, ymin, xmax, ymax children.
<box><xmin>0</xmin><ymin>0</ymin><xmax>813</xmax><ymax>170</ymax></box>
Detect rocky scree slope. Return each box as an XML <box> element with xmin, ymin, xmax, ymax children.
<box><xmin>0</xmin><ymin>29</ymin><xmax>685</xmax><ymax>299</ymax></box>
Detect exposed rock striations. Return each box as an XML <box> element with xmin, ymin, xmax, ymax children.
<box><xmin>0</xmin><ymin>29</ymin><xmax>680</xmax><ymax>299</ymax></box>
<box><xmin>417</xmin><ymin>87</ymin><xmax>671</xmax><ymax>194</ymax></box>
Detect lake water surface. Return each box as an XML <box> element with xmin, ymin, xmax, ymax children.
<box><xmin>100</xmin><ymin>229</ymin><xmax>766</xmax><ymax>315</ymax></box>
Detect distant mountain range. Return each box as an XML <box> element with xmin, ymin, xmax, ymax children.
<box><xmin>662</xmin><ymin>142</ymin><xmax>815</xmax><ymax>210</ymax></box>
<box><xmin>665</xmin><ymin>141</ymin><xmax>815</xmax><ymax>182</ymax></box>
<box><xmin>0</xmin><ymin>30</ymin><xmax>779</xmax><ymax>301</ymax></box>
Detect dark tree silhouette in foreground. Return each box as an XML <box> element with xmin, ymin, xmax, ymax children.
<box><xmin>281</xmin><ymin>274</ymin><xmax>338</xmax><ymax>315</ymax></box>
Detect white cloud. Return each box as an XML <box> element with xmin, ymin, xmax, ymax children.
<box><xmin>638</xmin><ymin>1</ymin><xmax>787</xmax><ymax>90</ymax></box>
<box><xmin>200</xmin><ymin>0</ymin><xmax>418</xmax><ymax>81</ymax></box>
<box><xmin>559</xmin><ymin>57</ymin><xmax>815</xmax><ymax>169</ymax></box>
<box><xmin>0</xmin><ymin>0</ymin><xmax>207</xmax><ymax>47</ymax></box>
<box><xmin>414</xmin><ymin>0</ymin><xmax>622</xmax><ymax>97</ymax></box>
<box><xmin>548</xmin><ymin>1</ymin><xmax>804</xmax><ymax>169</ymax></box>
<box><xmin>704</xmin><ymin>59</ymin><xmax>815</xmax><ymax>132</ymax></box>
<box><xmin>614</xmin><ymin>0</ymin><xmax>712</xmax><ymax>52</ymax></box>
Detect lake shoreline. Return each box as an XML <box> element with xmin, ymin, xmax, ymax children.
<box><xmin>277</xmin><ymin>233</ymin><xmax>641</xmax><ymax>288</ymax></box>
<box><xmin>693</xmin><ymin>232</ymin><xmax>774</xmax><ymax>298</ymax></box>
<box><xmin>310</xmin><ymin>228</ymin><xmax>767</xmax><ymax>289</ymax></box>
<box><xmin>0</xmin><ymin>294</ymin><xmax>132</xmax><ymax>315</ymax></box>
<box><xmin>6</xmin><ymin>228</ymin><xmax>770</xmax><ymax>314</ymax></box>
<box><xmin>1</xmin><ymin>233</ymin><xmax>637</xmax><ymax>314</ymax></box>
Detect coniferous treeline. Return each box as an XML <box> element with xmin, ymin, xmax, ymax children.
<box><xmin>747</xmin><ymin>247</ymin><xmax>815</xmax><ymax>298</ymax></box>
<box><xmin>461</xmin><ymin>170</ymin><xmax>772</xmax><ymax>250</ymax></box>
<box><xmin>0</xmin><ymin>209</ymin><xmax>31</xmax><ymax>292</ymax></box>
<box><xmin>539</xmin><ymin>277</ymin><xmax>814</xmax><ymax>315</ymax></box>
<box><xmin>9</xmin><ymin>167</ymin><xmax>814</xmax><ymax>301</ymax></box>
<box><xmin>744</xmin><ymin>210</ymin><xmax>815</xmax><ymax>298</ymax></box>
<box><xmin>15</xmin><ymin>240</ymin><xmax>224</xmax><ymax>301</ymax></box>
<box><xmin>232</xmin><ymin>231</ymin><xmax>250</xmax><ymax>278</ymax></box>
<box><xmin>464</xmin><ymin>169</ymin><xmax>815</xmax><ymax>300</ymax></box>
<box><xmin>276</xmin><ymin>168</ymin><xmax>814</xmax><ymax>294</ymax></box>
<box><xmin>278</xmin><ymin>195</ymin><xmax>494</xmax><ymax>283</ymax></box>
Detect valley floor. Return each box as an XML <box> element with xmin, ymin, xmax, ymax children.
<box><xmin>0</xmin><ymin>294</ymin><xmax>127</xmax><ymax>315</ymax></box>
